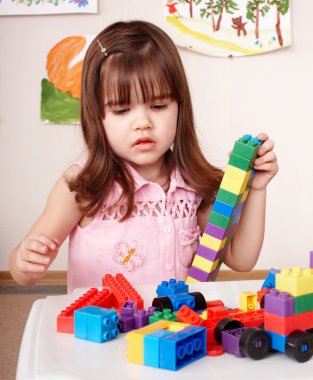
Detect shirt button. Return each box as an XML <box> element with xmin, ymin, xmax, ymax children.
<box><xmin>166</xmin><ymin>263</ymin><xmax>173</xmax><ymax>271</ymax></box>
<box><xmin>164</xmin><ymin>225</ymin><xmax>172</xmax><ymax>234</ymax></box>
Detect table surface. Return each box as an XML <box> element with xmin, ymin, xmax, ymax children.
<box><xmin>16</xmin><ymin>280</ymin><xmax>313</xmax><ymax>380</ymax></box>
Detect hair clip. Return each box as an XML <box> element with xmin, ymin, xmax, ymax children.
<box><xmin>97</xmin><ymin>39</ymin><xmax>108</xmax><ymax>56</ymax></box>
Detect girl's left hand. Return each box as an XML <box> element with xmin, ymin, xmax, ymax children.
<box><xmin>250</xmin><ymin>132</ymin><xmax>279</xmax><ymax>191</ymax></box>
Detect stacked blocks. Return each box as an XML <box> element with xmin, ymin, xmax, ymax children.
<box><xmin>102</xmin><ymin>273</ymin><xmax>144</xmax><ymax>312</ymax></box>
<box><xmin>156</xmin><ymin>279</ymin><xmax>189</xmax><ymax>297</ymax></box>
<box><xmin>74</xmin><ymin>306</ymin><xmax>119</xmax><ymax>343</ymax></box>
<box><xmin>57</xmin><ymin>287</ymin><xmax>112</xmax><ymax>333</ymax></box>
<box><xmin>264</xmin><ymin>267</ymin><xmax>313</xmax><ymax>354</ymax></box>
<box><xmin>186</xmin><ymin>134</ymin><xmax>262</xmax><ymax>283</ymax></box>
<box><xmin>126</xmin><ymin>320</ymin><xmax>206</xmax><ymax>370</ymax></box>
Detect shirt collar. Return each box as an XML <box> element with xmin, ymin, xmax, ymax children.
<box><xmin>126</xmin><ymin>164</ymin><xmax>196</xmax><ymax>194</ymax></box>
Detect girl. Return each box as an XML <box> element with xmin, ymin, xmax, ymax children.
<box><xmin>9</xmin><ymin>21</ymin><xmax>278</xmax><ymax>292</ymax></box>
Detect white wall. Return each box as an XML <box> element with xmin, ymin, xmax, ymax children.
<box><xmin>1</xmin><ymin>0</ymin><xmax>312</xmax><ymax>272</ymax></box>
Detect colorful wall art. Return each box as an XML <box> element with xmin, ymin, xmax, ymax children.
<box><xmin>41</xmin><ymin>35</ymin><xmax>93</xmax><ymax>124</ymax></box>
<box><xmin>163</xmin><ymin>0</ymin><xmax>291</xmax><ymax>57</ymax></box>
<box><xmin>0</xmin><ymin>0</ymin><xmax>97</xmax><ymax>16</ymax></box>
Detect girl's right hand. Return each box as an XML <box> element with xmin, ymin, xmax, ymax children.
<box><xmin>15</xmin><ymin>233</ymin><xmax>59</xmax><ymax>281</ymax></box>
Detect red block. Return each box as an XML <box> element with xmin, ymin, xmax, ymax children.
<box><xmin>57</xmin><ymin>287</ymin><xmax>112</xmax><ymax>333</ymax></box>
<box><xmin>102</xmin><ymin>273</ymin><xmax>144</xmax><ymax>312</ymax></box>
<box><xmin>264</xmin><ymin>310</ymin><xmax>313</xmax><ymax>335</ymax></box>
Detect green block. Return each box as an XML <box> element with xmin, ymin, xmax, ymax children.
<box><xmin>232</xmin><ymin>138</ymin><xmax>260</xmax><ymax>160</ymax></box>
<box><xmin>208</xmin><ymin>211</ymin><xmax>235</xmax><ymax>229</ymax></box>
<box><xmin>216</xmin><ymin>188</ymin><xmax>242</xmax><ymax>206</ymax></box>
<box><xmin>149</xmin><ymin>309</ymin><xmax>177</xmax><ymax>324</ymax></box>
<box><xmin>295</xmin><ymin>293</ymin><xmax>313</xmax><ymax>314</ymax></box>
<box><xmin>229</xmin><ymin>153</ymin><xmax>253</xmax><ymax>172</ymax></box>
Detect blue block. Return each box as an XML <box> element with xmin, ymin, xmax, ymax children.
<box><xmin>156</xmin><ymin>279</ymin><xmax>189</xmax><ymax>297</ymax></box>
<box><xmin>159</xmin><ymin>326</ymin><xmax>207</xmax><ymax>371</ymax></box>
<box><xmin>74</xmin><ymin>306</ymin><xmax>120</xmax><ymax>343</ymax></box>
<box><xmin>144</xmin><ymin>329</ymin><xmax>174</xmax><ymax>367</ymax></box>
<box><xmin>266</xmin><ymin>330</ymin><xmax>286</xmax><ymax>353</ymax></box>
<box><xmin>262</xmin><ymin>268</ymin><xmax>280</xmax><ymax>289</ymax></box>
<box><xmin>212</xmin><ymin>200</ymin><xmax>235</xmax><ymax>217</ymax></box>
<box><xmin>168</xmin><ymin>293</ymin><xmax>195</xmax><ymax>311</ymax></box>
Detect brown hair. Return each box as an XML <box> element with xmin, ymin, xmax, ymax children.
<box><xmin>69</xmin><ymin>20</ymin><xmax>223</xmax><ymax>220</ymax></box>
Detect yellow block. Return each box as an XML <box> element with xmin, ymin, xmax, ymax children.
<box><xmin>201</xmin><ymin>234</ymin><xmax>227</xmax><ymax>251</ymax></box>
<box><xmin>125</xmin><ymin>320</ymin><xmax>191</xmax><ymax>364</ymax></box>
<box><xmin>126</xmin><ymin>320</ymin><xmax>172</xmax><ymax>364</ymax></box>
<box><xmin>225</xmin><ymin>165</ymin><xmax>251</xmax><ymax>182</ymax></box>
<box><xmin>220</xmin><ymin>176</ymin><xmax>249</xmax><ymax>195</ymax></box>
<box><xmin>241</xmin><ymin>189</ymin><xmax>250</xmax><ymax>202</ymax></box>
<box><xmin>192</xmin><ymin>255</ymin><xmax>219</xmax><ymax>273</ymax></box>
<box><xmin>276</xmin><ymin>267</ymin><xmax>313</xmax><ymax>297</ymax></box>
<box><xmin>185</xmin><ymin>275</ymin><xmax>200</xmax><ymax>284</ymax></box>
<box><xmin>240</xmin><ymin>291</ymin><xmax>257</xmax><ymax>312</ymax></box>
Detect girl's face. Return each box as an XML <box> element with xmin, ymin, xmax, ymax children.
<box><xmin>102</xmin><ymin>87</ymin><xmax>178</xmax><ymax>172</ymax></box>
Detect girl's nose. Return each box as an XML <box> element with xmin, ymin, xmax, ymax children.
<box><xmin>133</xmin><ymin>107</ymin><xmax>153</xmax><ymax>130</ymax></box>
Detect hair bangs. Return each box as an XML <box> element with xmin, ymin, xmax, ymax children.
<box><xmin>101</xmin><ymin>52</ymin><xmax>179</xmax><ymax>113</ymax></box>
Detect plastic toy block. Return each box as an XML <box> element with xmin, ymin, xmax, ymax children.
<box><xmin>232</xmin><ymin>135</ymin><xmax>261</xmax><ymax>160</ymax></box>
<box><xmin>57</xmin><ymin>287</ymin><xmax>112</xmax><ymax>333</ymax></box>
<box><xmin>144</xmin><ymin>329</ymin><xmax>174</xmax><ymax>367</ymax></box>
<box><xmin>212</xmin><ymin>200</ymin><xmax>236</xmax><ymax>218</ymax></box>
<box><xmin>159</xmin><ymin>325</ymin><xmax>207</xmax><ymax>370</ymax></box>
<box><xmin>261</xmin><ymin>268</ymin><xmax>280</xmax><ymax>289</ymax></box>
<box><xmin>102</xmin><ymin>273</ymin><xmax>143</xmax><ymax>312</ymax></box>
<box><xmin>224</xmin><ymin>164</ymin><xmax>252</xmax><ymax>183</ymax></box>
<box><xmin>265</xmin><ymin>330</ymin><xmax>287</xmax><ymax>353</ymax></box>
<box><xmin>166</xmin><ymin>321</ymin><xmax>190</xmax><ymax>332</ymax></box>
<box><xmin>149</xmin><ymin>309</ymin><xmax>178</xmax><ymax>324</ymax></box>
<box><xmin>191</xmin><ymin>255</ymin><xmax>219</xmax><ymax>273</ymax></box>
<box><xmin>196</xmin><ymin>244</ymin><xmax>228</xmax><ymax>262</ymax></box>
<box><xmin>257</xmin><ymin>288</ymin><xmax>269</xmax><ymax>307</ymax></box>
<box><xmin>176</xmin><ymin>305</ymin><xmax>207</xmax><ymax>327</ymax></box>
<box><xmin>201</xmin><ymin>234</ymin><xmax>227</xmax><ymax>251</ymax></box>
<box><xmin>264</xmin><ymin>289</ymin><xmax>294</xmax><ymax>317</ymax></box>
<box><xmin>204</xmin><ymin>222</ymin><xmax>236</xmax><ymax>241</ymax></box>
<box><xmin>134</xmin><ymin>307</ymin><xmax>156</xmax><ymax>329</ymax></box>
<box><xmin>235</xmin><ymin>309</ymin><xmax>264</xmax><ymax>328</ymax></box>
<box><xmin>208</xmin><ymin>210</ymin><xmax>235</xmax><ymax>229</ymax></box>
<box><xmin>240</xmin><ymin>292</ymin><xmax>257</xmax><ymax>312</ymax></box>
<box><xmin>168</xmin><ymin>293</ymin><xmax>195</xmax><ymax>311</ymax></box>
<box><xmin>229</xmin><ymin>152</ymin><xmax>253</xmax><ymax>171</ymax></box>
<box><xmin>275</xmin><ymin>267</ymin><xmax>313</xmax><ymax>297</ymax></box>
<box><xmin>207</xmin><ymin>299</ymin><xmax>225</xmax><ymax>308</ymax></box>
<box><xmin>126</xmin><ymin>320</ymin><xmax>173</xmax><ymax>364</ymax></box>
<box><xmin>216</xmin><ymin>188</ymin><xmax>243</xmax><ymax>206</ymax></box>
<box><xmin>156</xmin><ymin>279</ymin><xmax>189</xmax><ymax>297</ymax></box>
<box><xmin>220</xmin><ymin>175</ymin><xmax>248</xmax><ymax>195</ymax></box>
<box><xmin>74</xmin><ymin>306</ymin><xmax>119</xmax><ymax>343</ymax></box>
<box><xmin>294</xmin><ymin>292</ymin><xmax>313</xmax><ymax>314</ymax></box>
<box><xmin>222</xmin><ymin>327</ymin><xmax>246</xmax><ymax>358</ymax></box>
<box><xmin>264</xmin><ymin>310</ymin><xmax>313</xmax><ymax>335</ymax></box>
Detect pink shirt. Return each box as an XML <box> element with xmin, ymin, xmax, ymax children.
<box><xmin>68</xmin><ymin>163</ymin><xmax>202</xmax><ymax>292</ymax></box>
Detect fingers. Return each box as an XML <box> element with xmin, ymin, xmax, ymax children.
<box><xmin>17</xmin><ymin>233</ymin><xmax>59</xmax><ymax>275</ymax></box>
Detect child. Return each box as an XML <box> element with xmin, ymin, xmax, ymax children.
<box><xmin>9</xmin><ymin>21</ymin><xmax>278</xmax><ymax>292</ymax></box>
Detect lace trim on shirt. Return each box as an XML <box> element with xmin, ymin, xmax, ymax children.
<box><xmin>100</xmin><ymin>199</ymin><xmax>199</xmax><ymax>220</ymax></box>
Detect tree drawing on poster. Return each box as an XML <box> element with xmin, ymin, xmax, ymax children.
<box><xmin>163</xmin><ymin>0</ymin><xmax>291</xmax><ymax>57</ymax></box>
<box><xmin>41</xmin><ymin>36</ymin><xmax>92</xmax><ymax>124</ymax></box>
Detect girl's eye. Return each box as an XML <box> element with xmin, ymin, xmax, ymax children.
<box><xmin>151</xmin><ymin>103</ymin><xmax>167</xmax><ymax>110</ymax></box>
<box><xmin>112</xmin><ymin>108</ymin><xmax>129</xmax><ymax>116</ymax></box>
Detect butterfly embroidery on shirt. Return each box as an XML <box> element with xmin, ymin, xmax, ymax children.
<box><xmin>113</xmin><ymin>240</ymin><xmax>146</xmax><ymax>273</ymax></box>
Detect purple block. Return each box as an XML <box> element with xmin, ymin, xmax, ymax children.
<box><xmin>188</xmin><ymin>265</ymin><xmax>218</xmax><ymax>282</ymax></box>
<box><xmin>118</xmin><ymin>316</ymin><xmax>135</xmax><ymax>333</ymax></box>
<box><xmin>222</xmin><ymin>328</ymin><xmax>246</xmax><ymax>358</ymax></box>
<box><xmin>134</xmin><ymin>308</ymin><xmax>150</xmax><ymax>329</ymax></box>
<box><xmin>197</xmin><ymin>244</ymin><xmax>228</xmax><ymax>262</ymax></box>
<box><xmin>264</xmin><ymin>288</ymin><xmax>294</xmax><ymax>317</ymax></box>
<box><xmin>310</xmin><ymin>251</ymin><xmax>313</xmax><ymax>269</ymax></box>
<box><xmin>121</xmin><ymin>301</ymin><xmax>136</xmax><ymax>317</ymax></box>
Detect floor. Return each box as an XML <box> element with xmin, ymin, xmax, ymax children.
<box><xmin>0</xmin><ymin>285</ymin><xmax>66</xmax><ymax>380</ymax></box>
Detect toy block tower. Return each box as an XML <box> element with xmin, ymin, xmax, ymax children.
<box><xmin>186</xmin><ymin>134</ymin><xmax>262</xmax><ymax>283</ymax></box>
